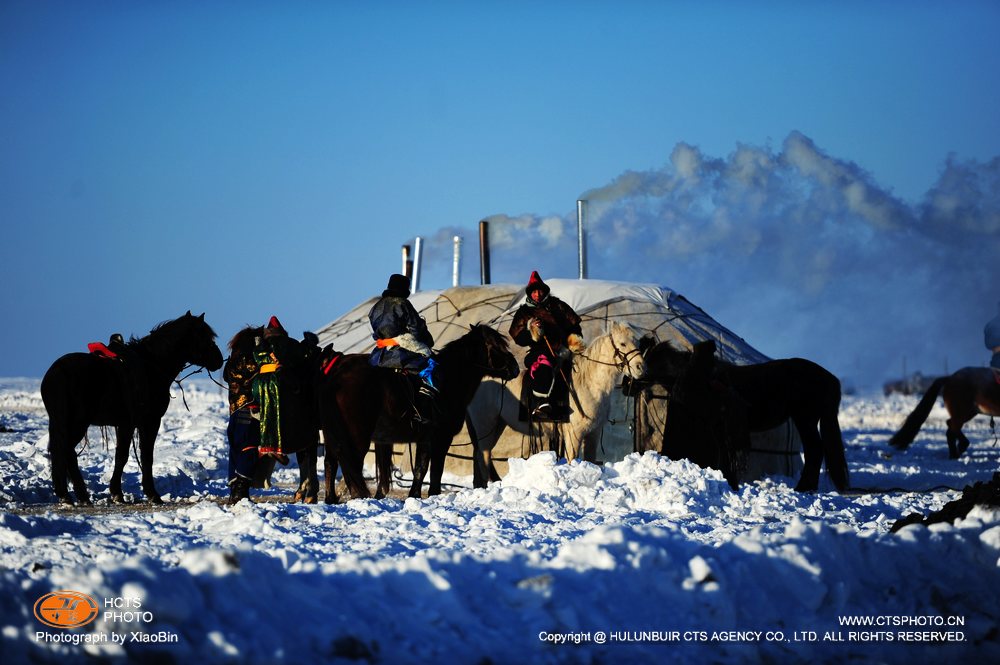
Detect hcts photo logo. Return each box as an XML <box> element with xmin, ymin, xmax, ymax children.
<box><xmin>33</xmin><ymin>590</ymin><xmax>100</xmax><ymax>629</ymax></box>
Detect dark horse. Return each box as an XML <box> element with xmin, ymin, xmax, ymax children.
<box><xmin>889</xmin><ymin>367</ymin><xmax>1000</xmax><ymax>458</ymax></box>
<box><xmin>319</xmin><ymin>324</ymin><xmax>519</xmax><ymax>502</ymax></box>
<box><xmin>41</xmin><ymin>312</ymin><xmax>224</xmax><ymax>505</ymax></box>
<box><xmin>660</xmin><ymin>340</ymin><xmax>750</xmax><ymax>491</ymax></box>
<box><xmin>641</xmin><ymin>339</ymin><xmax>849</xmax><ymax>492</ymax></box>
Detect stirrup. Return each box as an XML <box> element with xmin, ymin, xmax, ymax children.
<box><xmin>531</xmin><ymin>403</ymin><xmax>552</xmax><ymax>418</ymax></box>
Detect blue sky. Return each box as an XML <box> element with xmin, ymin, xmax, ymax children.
<box><xmin>2</xmin><ymin>1</ymin><xmax>999</xmax><ymax>385</ymax></box>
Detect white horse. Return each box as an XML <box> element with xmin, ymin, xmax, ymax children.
<box><xmin>465</xmin><ymin>321</ymin><xmax>646</xmax><ymax>485</ymax></box>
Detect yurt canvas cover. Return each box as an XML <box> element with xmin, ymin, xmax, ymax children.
<box><xmin>316</xmin><ymin>278</ymin><xmax>768</xmax><ymax>364</ymax></box>
<box><xmin>313</xmin><ymin>279</ymin><xmax>782</xmax><ymax>479</ymax></box>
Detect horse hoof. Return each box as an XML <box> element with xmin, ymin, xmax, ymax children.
<box><xmin>293</xmin><ymin>491</ymin><xmax>304</xmax><ymax>503</ymax></box>
<box><xmin>57</xmin><ymin>495</ymin><xmax>74</xmax><ymax>506</ymax></box>
<box><xmin>324</xmin><ymin>495</ymin><xmax>338</xmax><ymax>505</ymax></box>
<box><xmin>303</xmin><ymin>496</ymin><xmax>317</xmax><ymax>505</ymax></box>
<box><xmin>147</xmin><ymin>495</ymin><xmax>164</xmax><ymax>505</ymax></box>
<box><xmin>111</xmin><ymin>493</ymin><xmax>126</xmax><ymax>504</ymax></box>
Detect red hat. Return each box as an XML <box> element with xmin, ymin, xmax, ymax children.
<box><xmin>266</xmin><ymin>316</ymin><xmax>286</xmax><ymax>334</ymax></box>
<box><xmin>526</xmin><ymin>270</ymin><xmax>550</xmax><ymax>299</ymax></box>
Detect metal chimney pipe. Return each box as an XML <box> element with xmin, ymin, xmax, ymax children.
<box><xmin>479</xmin><ymin>220</ymin><xmax>491</xmax><ymax>285</ymax></box>
<box><xmin>452</xmin><ymin>235</ymin><xmax>462</xmax><ymax>287</ymax></box>
<box><xmin>412</xmin><ymin>236</ymin><xmax>424</xmax><ymax>292</ymax></box>
<box><xmin>577</xmin><ymin>199</ymin><xmax>588</xmax><ymax>279</ymax></box>
<box><xmin>401</xmin><ymin>244</ymin><xmax>413</xmax><ymax>280</ymax></box>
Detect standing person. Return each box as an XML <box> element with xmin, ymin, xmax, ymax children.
<box><xmin>508</xmin><ymin>271</ymin><xmax>585</xmax><ymax>417</ymax></box>
<box><xmin>986</xmin><ymin>301</ymin><xmax>1000</xmax><ymax>369</ymax></box>
<box><xmin>252</xmin><ymin>316</ymin><xmax>304</xmax><ymax>464</ymax></box>
<box><xmin>223</xmin><ymin>327</ymin><xmax>262</xmax><ymax>504</ymax></box>
<box><xmin>368</xmin><ymin>273</ymin><xmax>438</xmax><ymax>422</ymax></box>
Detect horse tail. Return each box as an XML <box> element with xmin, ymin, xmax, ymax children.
<box><xmin>40</xmin><ymin>362</ymin><xmax>72</xmax><ymax>498</ymax></box>
<box><xmin>889</xmin><ymin>377</ymin><xmax>945</xmax><ymax>451</ymax></box>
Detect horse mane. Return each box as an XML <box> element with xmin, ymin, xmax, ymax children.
<box><xmin>137</xmin><ymin>312</ymin><xmax>218</xmax><ymax>359</ymax></box>
<box><xmin>435</xmin><ymin>324</ymin><xmax>509</xmax><ymax>360</ymax></box>
<box><xmin>148</xmin><ymin>312</ymin><xmax>218</xmax><ymax>340</ymax></box>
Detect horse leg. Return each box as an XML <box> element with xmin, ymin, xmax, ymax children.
<box><xmin>137</xmin><ymin>422</ymin><xmax>164</xmax><ymax>504</ymax></box>
<box><xmin>109</xmin><ymin>426</ymin><xmax>134</xmax><ymax>503</ymax></box>
<box><xmin>428</xmin><ymin>438</ymin><xmax>450</xmax><ymax>496</ymax></box>
<box><xmin>323</xmin><ymin>446</ymin><xmax>340</xmax><ymax>504</ymax></box>
<box><xmin>294</xmin><ymin>445</ymin><xmax>318</xmax><ymax>504</ymax></box>
<box><xmin>47</xmin><ymin>425</ymin><xmax>74</xmax><ymax>504</ymax></box>
<box><xmin>408</xmin><ymin>441</ymin><xmax>431</xmax><ymax>499</ymax></box>
<box><xmin>819</xmin><ymin>408</ymin><xmax>849</xmax><ymax>492</ymax></box>
<box><xmin>793</xmin><ymin>417</ymin><xmax>823</xmax><ymax>492</ymax></box>
<box><xmin>49</xmin><ymin>441</ymin><xmax>71</xmax><ymax>504</ymax></box>
<box><xmin>946</xmin><ymin>417</ymin><xmax>972</xmax><ymax>459</ymax></box>
<box><xmin>468</xmin><ymin>411</ymin><xmax>504</xmax><ymax>489</ymax></box>
<box><xmin>374</xmin><ymin>444</ymin><xmax>393</xmax><ymax>499</ymax></box>
<box><xmin>561</xmin><ymin>425</ymin><xmax>582</xmax><ymax>461</ymax></box>
<box><xmin>65</xmin><ymin>446</ymin><xmax>92</xmax><ymax>506</ymax></box>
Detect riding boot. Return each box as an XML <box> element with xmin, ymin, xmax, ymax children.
<box><xmin>413</xmin><ymin>382</ymin><xmax>439</xmax><ymax>426</ymax></box>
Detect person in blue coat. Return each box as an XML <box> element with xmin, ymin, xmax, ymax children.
<box><xmin>368</xmin><ymin>274</ymin><xmax>439</xmax><ymax>423</ymax></box>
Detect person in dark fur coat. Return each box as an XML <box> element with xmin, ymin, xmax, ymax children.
<box><xmin>508</xmin><ymin>271</ymin><xmax>585</xmax><ymax>416</ymax></box>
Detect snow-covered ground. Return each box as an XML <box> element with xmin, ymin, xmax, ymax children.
<box><xmin>1</xmin><ymin>378</ymin><xmax>998</xmax><ymax>664</ymax></box>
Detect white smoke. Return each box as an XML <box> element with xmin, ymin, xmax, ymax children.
<box><xmin>413</xmin><ymin>132</ymin><xmax>1000</xmax><ymax>388</ymax></box>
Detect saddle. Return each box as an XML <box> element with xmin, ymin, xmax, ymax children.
<box><xmin>87</xmin><ymin>342</ymin><xmax>121</xmax><ymax>360</ymax></box>
<box><xmin>87</xmin><ymin>337</ymin><xmax>146</xmax><ymax>419</ymax></box>
<box><xmin>320</xmin><ymin>348</ymin><xmax>344</xmax><ymax>375</ymax></box>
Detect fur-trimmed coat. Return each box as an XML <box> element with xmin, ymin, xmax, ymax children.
<box><xmin>509</xmin><ymin>295</ymin><xmax>582</xmax><ymax>358</ymax></box>
<box><xmin>368</xmin><ymin>295</ymin><xmax>435</xmax><ymax>371</ymax></box>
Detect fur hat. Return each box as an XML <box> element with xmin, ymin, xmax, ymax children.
<box><xmin>525</xmin><ymin>270</ymin><xmax>550</xmax><ymax>301</ymax></box>
<box><xmin>383</xmin><ymin>273</ymin><xmax>411</xmax><ymax>298</ymax></box>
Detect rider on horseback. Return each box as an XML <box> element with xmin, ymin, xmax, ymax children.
<box><xmin>509</xmin><ymin>271</ymin><xmax>585</xmax><ymax>419</ymax></box>
<box><xmin>368</xmin><ymin>274</ymin><xmax>439</xmax><ymax>424</ymax></box>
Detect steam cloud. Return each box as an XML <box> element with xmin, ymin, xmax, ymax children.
<box><xmin>415</xmin><ymin>132</ymin><xmax>1000</xmax><ymax>388</ymax></box>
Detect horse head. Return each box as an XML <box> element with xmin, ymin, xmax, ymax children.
<box><xmin>178</xmin><ymin>311</ymin><xmax>224</xmax><ymax>371</ymax></box>
<box><xmin>644</xmin><ymin>339</ymin><xmax>693</xmax><ymax>384</ymax></box>
<box><xmin>607</xmin><ymin>321</ymin><xmax>646</xmax><ymax>380</ymax></box>
<box><xmin>471</xmin><ymin>324</ymin><xmax>519</xmax><ymax>381</ymax></box>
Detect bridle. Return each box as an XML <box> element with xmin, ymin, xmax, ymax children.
<box><xmin>578</xmin><ymin>332</ymin><xmax>644</xmax><ymax>378</ymax></box>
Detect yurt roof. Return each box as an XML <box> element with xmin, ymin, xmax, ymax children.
<box><xmin>315</xmin><ymin>278</ymin><xmax>768</xmax><ymax>365</ymax></box>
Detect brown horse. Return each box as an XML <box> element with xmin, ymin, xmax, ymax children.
<box><xmin>889</xmin><ymin>367</ymin><xmax>1000</xmax><ymax>458</ymax></box>
<box><xmin>318</xmin><ymin>325</ymin><xmax>519</xmax><ymax>501</ymax></box>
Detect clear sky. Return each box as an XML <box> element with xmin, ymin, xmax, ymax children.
<box><xmin>2</xmin><ymin>0</ymin><xmax>999</xmax><ymax>386</ymax></box>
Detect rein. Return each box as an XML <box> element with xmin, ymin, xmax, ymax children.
<box><xmin>172</xmin><ymin>363</ymin><xmax>225</xmax><ymax>411</ymax></box>
<box><xmin>575</xmin><ymin>334</ymin><xmax>642</xmax><ymax>376</ymax></box>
